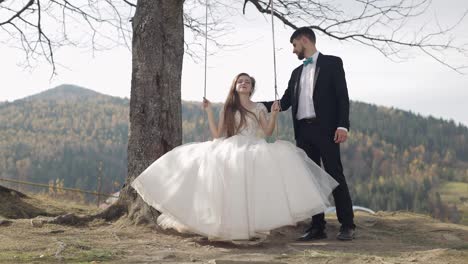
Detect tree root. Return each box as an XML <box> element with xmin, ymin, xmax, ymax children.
<box><xmin>46</xmin><ymin>186</ymin><xmax>159</xmax><ymax>226</ymax></box>
<box><xmin>1</xmin><ymin>184</ymin><xmax>160</xmax><ymax>227</ymax></box>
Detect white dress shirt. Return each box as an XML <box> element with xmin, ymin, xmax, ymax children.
<box><xmin>296</xmin><ymin>51</ymin><xmax>320</xmax><ymax>120</ymax></box>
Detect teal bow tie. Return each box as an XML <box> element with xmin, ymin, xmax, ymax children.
<box><xmin>303</xmin><ymin>57</ymin><xmax>314</xmax><ymax>66</ymax></box>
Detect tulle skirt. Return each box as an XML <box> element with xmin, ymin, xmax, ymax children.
<box><xmin>131</xmin><ymin>135</ymin><xmax>338</xmax><ymax>240</ymax></box>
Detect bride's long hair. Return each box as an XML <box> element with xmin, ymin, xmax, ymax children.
<box><xmin>223</xmin><ymin>73</ymin><xmax>257</xmax><ymax>138</ymax></box>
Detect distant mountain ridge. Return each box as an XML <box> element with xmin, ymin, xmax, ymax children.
<box><xmin>22</xmin><ymin>84</ymin><xmax>112</xmax><ymax>101</ymax></box>
<box><xmin>1</xmin><ymin>84</ymin><xmax>467</xmax><ymax>225</ymax></box>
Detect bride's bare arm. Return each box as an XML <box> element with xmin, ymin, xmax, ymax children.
<box><xmin>203</xmin><ymin>98</ymin><xmax>223</xmax><ymax>139</ymax></box>
<box><xmin>259</xmin><ymin>101</ymin><xmax>280</xmax><ymax>137</ymax></box>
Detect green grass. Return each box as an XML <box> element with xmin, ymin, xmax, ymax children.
<box><xmin>439</xmin><ymin>182</ymin><xmax>468</xmax><ymax>203</ymax></box>
<box><xmin>70</xmin><ymin>248</ymin><xmax>117</xmax><ymax>263</ymax></box>
<box><xmin>0</xmin><ymin>247</ymin><xmax>118</xmax><ymax>263</ymax></box>
<box><xmin>0</xmin><ymin>251</ymin><xmax>56</xmax><ymax>263</ymax></box>
<box><xmin>437</xmin><ymin>181</ymin><xmax>468</xmax><ymax>225</ymax></box>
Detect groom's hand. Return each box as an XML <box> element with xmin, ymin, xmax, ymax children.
<box><xmin>334</xmin><ymin>129</ymin><xmax>348</xmax><ymax>143</ymax></box>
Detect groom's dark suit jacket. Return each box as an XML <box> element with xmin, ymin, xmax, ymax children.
<box><xmin>265</xmin><ymin>53</ymin><xmax>350</xmax><ymax>138</ymax></box>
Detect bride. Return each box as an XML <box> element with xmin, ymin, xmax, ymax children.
<box><xmin>131</xmin><ymin>72</ymin><xmax>338</xmax><ymax>240</ymax></box>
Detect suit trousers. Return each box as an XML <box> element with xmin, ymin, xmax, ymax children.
<box><xmin>295</xmin><ymin>119</ymin><xmax>355</xmax><ymax>229</ymax></box>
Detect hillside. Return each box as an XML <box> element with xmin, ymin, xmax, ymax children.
<box><xmin>0</xmin><ymin>85</ymin><xmax>129</xmax><ymax>200</ymax></box>
<box><xmin>1</xmin><ymin>84</ymin><xmax>467</xmax><ymax>224</ymax></box>
<box><xmin>24</xmin><ymin>84</ymin><xmax>110</xmax><ymax>101</ymax></box>
<box><xmin>0</xmin><ymin>192</ymin><xmax>467</xmax><ymax>263</ymax></box>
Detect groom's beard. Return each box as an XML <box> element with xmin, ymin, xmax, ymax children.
<box><xmin>297</xmin><ymin>50</ymin><xmax>305</xmax><ymax>60</ymax></box>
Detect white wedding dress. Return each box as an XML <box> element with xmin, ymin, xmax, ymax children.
<box><xmin>131</xmin><ymin>103</ymin><xmax>338</xmax><ymax>240</ymax></box>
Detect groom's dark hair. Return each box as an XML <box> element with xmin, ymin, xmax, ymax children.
<box><xmin>290</xmin><ymin>27</ymin><xmax>316</xmax><ymax>44</ymax></box>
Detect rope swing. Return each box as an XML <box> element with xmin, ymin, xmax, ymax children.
<box><xmin>269</xmin><ymin>0</ymin><xmax>279</xmax><ymax>102</ymax></box>
<box><xmin>202</xmin><ymin>0</ymin><xmax>280</xmax><ymax>138</ymax></box>
<box><xmin>269</xmin><ymin>0</ymin><xmax>280</xmax><ymax>138</ymax></box>
<box><xmin>202</xmin><ymin>0</ymin><xmax>209</xmax><ymax>141</ymax></box>
<box><xmin>203</xmin><ymin>0</ymin><xmax>208</xmax><ymax>99</ymax></box>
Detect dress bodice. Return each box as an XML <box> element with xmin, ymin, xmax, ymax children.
<box><xmin>235</xmin><ymin>103</ymin><xmax>268</xmax><ymax>137</ymax></box>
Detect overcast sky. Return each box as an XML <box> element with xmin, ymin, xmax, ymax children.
<box><xmin>1</xmin><ymin>0</ymin><xmax>467</xmax><ymax>126</ymax></box>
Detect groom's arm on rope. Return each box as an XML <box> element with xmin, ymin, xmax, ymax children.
<box><xmin>260</xmin><ymin>70</ymin><xmax>295</xmax><ymax>112</ymax></box>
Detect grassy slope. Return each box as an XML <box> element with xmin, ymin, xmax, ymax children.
<box><xmin>438</xmin><ymin>182</ymin><xmax>468</xmax><ymax>225</ymax></box>
<box><xmin>0</xmin><ymin>193</ymin><xmax>467</xmax><ymax>263</ymax></box>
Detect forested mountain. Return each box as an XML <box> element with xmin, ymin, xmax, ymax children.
<box><xmin>0</xmin><ymin>85</ymin><xmax>129</xmax><ymax>200</ymax></box>
<box><xmin>1</xmin><ymin>85</ymin><xmax>467</xmax><ymax>224</ymax></box>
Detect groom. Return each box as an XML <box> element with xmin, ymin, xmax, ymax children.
<box><xmin>263</xmin><ymin>27</ymin><xmax>355</xmax><ymax>241</ymax></box>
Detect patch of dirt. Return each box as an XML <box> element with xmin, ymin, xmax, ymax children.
<box><xmin>0</xmin><ymin>190</ymin><xmax>467</xmax><ymax>263</ymax></box>
<box><xmin>0</xmin><ymin>185</ymin><xmax>51</xmax><ymax>219</ymax></box>
<box><xmin>0</xmin><ymin>185</ymin><xmax>100</xmax><ymax>219</ymax></box>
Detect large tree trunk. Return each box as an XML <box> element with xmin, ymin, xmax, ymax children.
<box><xmin>116</xmin><ymin>0</ymin><xmax>185</xmax><ymax>224</ymax></box>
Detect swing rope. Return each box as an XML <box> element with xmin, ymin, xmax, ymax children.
<box><xmin>270</xmin><ymin>0</ymin><xmax>279</xmax><ymax>102</ymax></box>
<box><xmin>203</xmin><ymin>1</ymin><xmax>208</xmax><ymax>99</ymax></box>
<box><xmin>202</xmin><ymin>1</ymin><xmax>209</xmax><ymax>141</ymax></box>
<box><xmin>269</xmin><ymin>0</ymin><xmax>280</xmax><ymax>138</ymax></box>
<box><xmin>202</xmin><ymin>0</ymin><xmax>280</xmax><ymax>139</ymax></box>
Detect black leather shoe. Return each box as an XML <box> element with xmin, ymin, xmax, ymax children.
<box><xmin>296</xmin><ymin>228</ymin><xmax>327</xmax><ymax>241</ymax></box>
<box><xmin>336</xmin><ymin>226</ymin><xmax>355</xmax><ymax>241</ymax></box>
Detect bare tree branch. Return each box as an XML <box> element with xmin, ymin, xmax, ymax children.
<box><xmin>123</xmin><ymin>0</ymin><xmax>136</xmax><ymax>8</ymax></box>
<box><xmin>0</xmin><ymin>0</ymin><xmax>233</xmax><ymax>73</ymax></box>
<box><xmin>1</xmin><ymin>0</ymin><xmax>467</xmax><ymax>74</ymax></box>
<box><xmin>182</xmin><ymin>0</ymin><xmax>237</xmax><ymax>61</ymax></box>
<box><xmin>0</xmin><ymin>0</ymin><xmax>135</xmax><ymax>76</ymax></box>
<box><xmin>0</xmin><ymin>0</ymin><xmax>34</xmax><ymax>26</ymax></box>
<box><xmin>244</xmin><ymin>0</ymin><xmax>468</xmax><ymax>73</ymax></box>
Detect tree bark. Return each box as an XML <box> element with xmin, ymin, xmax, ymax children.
<box><xmin>119</xmin><ymin>0</ymin><xmax>185</xmax><ymax>224</ymax></box>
